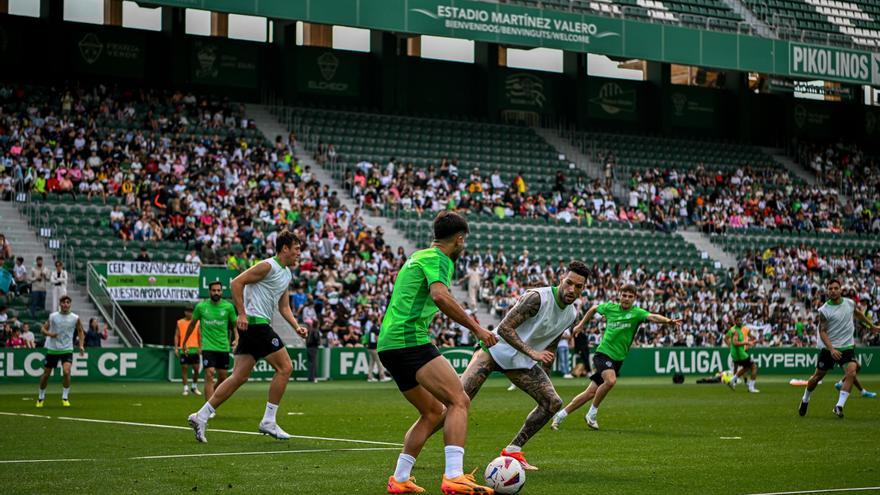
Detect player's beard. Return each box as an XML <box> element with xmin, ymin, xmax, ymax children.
<box><xmin>210</xmin><ymin>295</ymin><xmax>221</xmax><ymax>302</ymax></box>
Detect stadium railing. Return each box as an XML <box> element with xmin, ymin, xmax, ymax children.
<box><xmin>86</xmin><ymin>262</ymin><xmax>143</xmax><ymax>348</ymax></box>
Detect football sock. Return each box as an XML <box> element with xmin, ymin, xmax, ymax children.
<box><xmin>747</xmin><ymin>380</ymin><xmax>756</xmax><ymax>390</ymax></box>
<box><xmin>263</xmin><ymin>402</ymin><xmax>278</xmax><ymax>423</ymax></box>
<box><xmin>588</xmin><ymin>405</ymin><xmax>599</xmax><ymax>417</ymax></box>
<box><xmin>190</xmin><ymin>383</ymin><xmax>197</xmax><ymax>390</ymax></box>
<box><xmin>197</xmin><ymin>402</ymin><xmax>215</xmax><ymax>422</ymax></box>
<box><xmin>555</xmin><ymin>410</ymin><xmax>568</xmax><ymax>421</ymax></box>
<box><xmin>802</xmin><ymin>389</ymin><xmax>812</xmax><ymax>402</ymax></box>
<box><xmin>836</xmin><ymin>391</ymin><xmax>849</xmax><ymax>408</ymax></box>
<box><xmin>183</xmin><ymin>385</ymin><xmax>188</xmax><ymax>392</ymax></box>
<box><xmin>504</xmin><ymin>445</ymin><xmax>521</xmax><ymax>453</ymax></box>
<box><xmin>731</xmin><ymin>375</ymin><xmax>739</xmax><ymax>384</ymax></box>
<box><xmin>444</xmin><ymin>445</ymin><xmax>465</xmax><ymax>479</ymax></box>
<box><xmin>62</xmin><ymin>387</ymin><xmax>70</xmax><ymax>400</ymax></box>
<box><xmin>38</xmin><ymin>388</ymin><xmax>46</xmax><ymax>401</ymax></box>
<box><xmin>393</xmin><ymin>453</ymin><xmax>416</xmax><ymax>483</ymax></box>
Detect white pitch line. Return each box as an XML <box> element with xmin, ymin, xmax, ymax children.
<box><xmin>720</xmin><ymin>436</ymin><xmax>742</xmax><ymax>440</ymax></box>
<box><xmin>745</xmin><ymin>487</ymin><xmax>880</xmax><ymax>495</ymax></box>
<box><xmin>54</xmin><ymin>415</ymin><xmax>402</xmax><ymax>446</ymax></box>
<box><xmin>0</xmin><ymin>458</ymin><xmax>95</xmax><ymax>464</ymax></box>
<box><xmin>131</xmin><ymin>447</ymin><xmax>400</xmax><ymax>460</ymax></box>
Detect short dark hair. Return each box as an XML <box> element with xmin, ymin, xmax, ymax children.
<box><xmin>620</xmin><ymin>284</ymin><xmax>637</xmax><ymax>295</ymax></box>
<box><xmin>275</xmin><ymin>229</ymin><xmax>298</xmax><ymax>253</ymax></box>
<box><xmin>208</xmin><ymin>281</ymin><xmax>223</xmax><ymax>290</ymax></box>
<box><xmin>568</xmin><ymin>261</ymin><xmax>590</xmax><ymax>279</ymax></box>
<box><xmin>433</xmin><ymin>211</ymin><xmax>469</xmax><ymax>241</ymax></box>
<box><xmin>59</xmin><ymin>295</ymin><xmax>72</xmax><ymax>303</ymax></box>
<box><xmin>827</xmin><ymin>279</ymin><xmax>842</xmax><ymax>288</ymax></box>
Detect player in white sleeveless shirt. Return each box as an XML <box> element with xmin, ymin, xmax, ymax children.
<box><xmin>798</xmin><ymin>279</ymin><xmax>879</xmax><ymax>419</ymax></box>
<box><xmin>189</xmin><ymin>231</ymin><xmax>307</xmax><ymax>442</ymax></box>
<box><xmin>37</xmin><ymin>295</ymin><xmax>84</xmax><ymax>408</ymax></box>
<box><xmin>421</xmin><ymin>261</ymin><xmax>588</xmax><ymax>471</ymax></box>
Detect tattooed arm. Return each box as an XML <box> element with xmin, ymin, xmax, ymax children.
<box><xmin>497</xmin><ymin>291</ymin><xmax>554</xmax><ymax>365</ymax></box>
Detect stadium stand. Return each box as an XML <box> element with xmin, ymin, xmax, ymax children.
<box><xmin>508</xmin><ymin>0</ymin><xmax>746</xmax><ymax>31</ymax></box>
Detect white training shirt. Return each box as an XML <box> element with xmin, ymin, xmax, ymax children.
<box><xmin>244</xmin><ymin>257</ymin><xmax>292</xmax><ymax>321</ymax></box>
<box><xmin>817</xmin><ymin>297</ymin><xmax>855</xmax><ymax>349</ymax></box>
<box><xmin>44</xmin><ymin>311</ymin><xmax>79</xmax><ymax>352</ymax></box>
<box><xmin>489</xmin><ymin>287</ymin><xmax>577</xmax><ymax>370</ymax></box>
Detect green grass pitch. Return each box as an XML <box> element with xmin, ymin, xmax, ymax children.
<box><xmin>1</xmin><ymin>376</ymin><xmax>878</xmax><ymax>494</ymax></box>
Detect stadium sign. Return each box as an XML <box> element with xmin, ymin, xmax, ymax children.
<box><xmin>412</xmin><ymin>5</ymin><xmax>619</xmax><ymax>45</ymax></box>
<box><xmin>106</xmin><ymin>261</ymin><xmax>200</xmax><ymax>302</ymax></box>
<box><xmin>0</xmin><ymin>349</ymin><xmax>167</xmax><ymax>383</ymax></box>
<box><xmin>142</xmin><ymin>0</ymin><xmax>880</xmax><ymax>87</ymax></box>
<box><xmin>2</xmin><ymin>347</ymin><xmax>879</xmax><ymax>383</ymax></box>
<box><xmin>630</xmin><ymin>347</ymin><xmax>880</xmax><ymax>376</ymax></box>
<box><xmin>789</xmin><ymin>43</ymin><xmax>880</xmax><ymax>85</ymax></box>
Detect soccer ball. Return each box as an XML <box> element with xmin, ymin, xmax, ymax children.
<box><xmin>721</xmin><ymin>371</ymin><xmax>732</xmax><ymax>384</ymax></box>
<box><xmin>484</xmin><ymin>456</ymin><xmax>526</xmax><ymax>494</ymax></box>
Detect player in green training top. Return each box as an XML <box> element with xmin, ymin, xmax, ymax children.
<box><xmin>551</xmin><ymin>284</ymin><xmax>681</xmax><ymax>431</ymax></box>
<box><xmin>379</xmin><ymin>211</ymin><xmax>498</xmax><ymax>495</ymax></box>
<box><xmin>184</xmin><ymin>281</ymin><xmax>238</xmax><ymax>401</ymax></box>
<box><xmin>724</xmin><ymin>313</ymin><xmax>759</xmax><ymax>393</ymax></box>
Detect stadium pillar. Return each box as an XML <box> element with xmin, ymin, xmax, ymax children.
<box><xmin>161</xmin><ymin>6</ymin><xmax>184</xmax><ymax>35</ymax></box>
<box><xmin>39</xmin><ymin>0</ymin><xmax>62</xmax><ymax>23</ymax></box>
<box><xmin>274</xmin><ymin>20</ymin><xmax>298</xmax><ymax>103</ymax></box>
<box><xmin>211</xmin><ymin>12</ymin><xmax>228</xmax><ymax>37</ymax></box>
<box><xmin>303</xmin><ymin>23</ymin><xmax>332</xmax><ymax>48</ymax></box>
<box><xmin>563</xmin><ymin>51</ymin><xmax>588</xmax><ymax>128</ymax></box>
<box><xmin>645</xmin><ymin>61</ymin><xmax>670</xmax><ymax>87</ymax></box>
<box><xmin>160</xmin><ymin>7</ymin><xmax>187</xmax><ymax>89</ymax></box>
<box><xmin>104</xmin><ymin>0</ymin><xmax>122</xmax><ymax>26</ymax></box>
<box><xmin>475</xmin><ymin>42</ymin><xmax>503</xmax><ymax>119</ymax></box>
<box><xmin>371</xmin><ymin>31</ymin><xmax>404</xmax><ymax>112</ymax></box>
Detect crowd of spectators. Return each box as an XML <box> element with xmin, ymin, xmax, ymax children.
<box><xmin>331</xmin><ymin>149</ymin><xmax>651</xmax><ymax>228</ymax></box>
<box><xmin>2</xmin><ymin>83</ymin><xmax>879</xmax><ymax>353</ymax></box>
<box><xmin>622</xmin><ymin>164</ymin><xmax>878</xmax><ymax>235</ymax></box>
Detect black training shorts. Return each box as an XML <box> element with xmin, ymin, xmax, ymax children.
<box><xmin>816</xmin><ymin>348</ymin><xmax>857</xmax><ymax>371</ymax></box>
<box><xmin>734</xmin><ymin>357</ymin><xmax>754</xmax><ymax>368</ymax></box>
<box><xmin>44</xmin><ymin>352</ymin><xmax>73</xmax><ymax>369</ymax></box>
<box><xmin>378</xmin><ymin>343</ymin><xmax>442</xmax><ymax>392</ymax></box>
<box><xmin>235</xmin><ymin>323</ymin><xmax>285</xmax><ymax>360</ymax></box>
<box><xmin>179</xmin><ymin>353</ymin><xmax>200</xmax><ymax>365</ymax></box>
<box><xmin>590</xmin><ymin>352</ymin><xmax>624</xmax><ymax>385</ymax></box>
<box><xmin>202</xmin><ymin>350</ymin><xmax>231</xmax><ymax>370</ymax></box>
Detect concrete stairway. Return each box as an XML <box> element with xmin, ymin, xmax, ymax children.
<box><xmin>0</xmin><ymin>200</ymin><xmax>121</xmax><ymax>347</ymax></box>
<box><xmin>246</xmin><ymin>104</ymin><xmax>499</xmax><ymax>328</ymax></box>
<box><xmin>676</xmin><ymin>228</ymin><xmax>738</xmax><ymax>270</ymax></box>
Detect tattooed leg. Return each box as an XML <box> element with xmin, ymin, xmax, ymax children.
<box><xmin>563</xmin><ymin>381</ymin><xmax>599</xmax><ymax>415</ymax></box>
<box><xmin>428</xmin><ymin>348</ymin><xmax>499</xmax><ymax>437</ymax></box>
<box><xmin>505</xmin><ymin>365</ymin><xmax>563</xmax><ymax>448</ymax></box>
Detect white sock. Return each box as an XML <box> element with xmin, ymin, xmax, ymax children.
<box><xmin>555</xmin><ymin>409</ymin><xmax>568</xmax><ymax>421</ymax></box>
<box><xmin>183</xmin><ymin>385</ymin><xmax>188</xmax><ymax>391</ymax></box>
<box><xmin>747</xmin><ymin>379</ymin><xmax>755</xmax><ymax>390</ymax></box>
<box><xmin>62</xmin><ymin>387</ymin><xmax>70</xmax><ymax>400</ymax></box>
<box><xmin>444</xmin><ymin>445</ymin><xmax>465</xmax><ymax>479</ymax></box>
<box><xmin>802</xmin><ymin>389</ymin><xmax>812</xmax><ymax>402</ymax></box>
<box><xmin>263</xmin><ymin>402</ymin><xmax>278</xmax><ymax>423</ymax></box>
<box><xmin>731</xmin><ymin>375</ymin><xmax>739</xmax><ymax>384</ymax></box>
<box><xmin>504</xmin><ymin>444</ymin><xmax>521</xmax><ymax>453</ymax></box>
<box><xmin>588</xmin><ymin>405</ymin><xmax>599</xmax><ymax>417</ymax></box>
<box><xmin>197</xmin><ymin>402</ymin><xmax>215</xmax><ymax>422</ymax></box>
<box><xmin>38</xmin><ymin>388</ymin><xmax>46</xmax><ymax>400</ymax></box>
<box><xmin>190</xmin><ymin>383</ymin><xmax>197</xmax><ymax>390</ymax></box>
<box><xmin>393</xmin><ymin>453</ymin><xmax>416</xmax><ymax>483</ymax></box>
<box><xmin>836</xmin><ymin>391</ymin><xmax>849</xmax><ymax>408</ymax></box>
